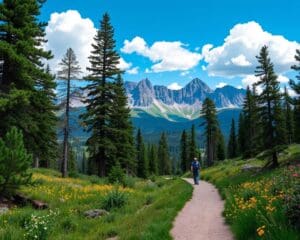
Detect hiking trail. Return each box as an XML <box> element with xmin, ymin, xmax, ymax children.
<box><xmin>171</xmin><ymin>178</ymin><xmax>233</xmax><ymax>240</ymax></box>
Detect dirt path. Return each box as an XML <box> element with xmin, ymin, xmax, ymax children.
<box><xmin>171</xmin><ymin>179</ymin><xmax>233</xmax><ymax>240</ymax></box>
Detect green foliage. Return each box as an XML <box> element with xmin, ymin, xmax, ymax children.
<box><xmin>110</xmin><ymin>74</ymin><xmax>136</xmax><ymax>174</ymax></box>
<box><xmin>136</xmin><ymin>129</ymin><xmax>148</xmax><ymax>178</ymax></box>
<box><xmin>180</xmin><ymin>130</ymin><xmax>189</xmax><ymax>172</ymax></box>
<box><xmin>0</xmin><ymin>127</ymin><xmax>32</xmax><ymax>197</ymax></box>
<box><xmin>202</xmin><ymin>145</ymin><xmax>300</xmax><ymax>240</ymax></box>
<box><xmin>24</xmin><ymin>210</ymin><xmax>59</xmax><ymax>240</ymax></box>
<box><xmin>289</xmin><ymin>49</ymin><xmax>300</xmax><ymax>143</ymax></box>
<box><xmin>102</xmin><ymin>188</ymin><xmax>128</xmax><ymax>211</ymax></box>
<box><xmin>189</xmin><ymin>124</ymin><xmax>197</xmax><ymax>160</ymax></box>
<box><xmin>80</xmin><ymin>13</ymin><xmax>122</xmax><ymax>177</ymax></box>
<box><xmin>0</xmin><ymin>0</ymin><xmax>57</xmax><ymax>167</ymax></box>
<box><xmin>201</xmin><ymin>98</ymin><xmax>221</xmax><ymax>166</ymax></box>
<box><xmin>217</xmin><ymin>131</ymin><xmax>226</xmax><ymax>161</ymax></box>
<box><xmin>227</xmin><ymin>118</ymin><xmax>238</xmax><ymax>159</ymax></box>
<box><xmin>107</xmin><ymin>162</ymin><xmax>125</xmax><ymax>184</ymax></box>
<box><xmin>255</xmin><ymin>45</ymin><xmax>287</xmax><ymax>166</ymax></box>
<box><xmin>158</xmin><ymin>132</ymin><xmax>171</xmax><ymax>175</ymax></box>
<box><xmin>148</xmin><ymin>144</ymin><xmax>158</xmax><ymax>175</ymax></box>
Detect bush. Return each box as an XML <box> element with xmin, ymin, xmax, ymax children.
<box><xmin>0</xmin><ymin>127</ymin><xmax>32</xmax><ymax>197</ymax></box>
<box><xmin>108</xmin><ymin>162</ymin><xmax>125</xmax><ymax>184</ymax></box>
<box><xmin>102</xmin><ymin>188</ymin><xmax>128</xmax><ymax>211</ymax></box>
<box><xmin>122</xmin><ymin>175</ymin><xmax>136</xmax><ymax>188</ymax></box>
<box><xmin>24</xmin><ymin>210</ymin><xmax>59</xmax><ymax>240</ymax></box>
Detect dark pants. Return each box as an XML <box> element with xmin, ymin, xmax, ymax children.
<box><xmin>193</xmin><ymin>171</ymin><xmax>199</xmax><ymax>184</ymax></box>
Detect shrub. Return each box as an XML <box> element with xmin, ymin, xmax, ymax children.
<box><xmin>102</xmin><ymin>188</ymin><xmax>128</xmax><ymax>211</ymax></box>
<box><xmin>122</xmin><ymin>175</ymin><xmax>136</xmax><ymax>188</ymax></box>
<box><xmin>108</xmin><ymin>162</ymin><xmax>125</xmax><ymax>184</ymax></box>
<box><xmin>0</xmin><ymin>127</ymin><xmax>32</xmax><ymax>197</ymax></box>
<box><xmin>24</xmin><ymin>210</ymin><xmax>59</xmax><ymax>240</ymax></box>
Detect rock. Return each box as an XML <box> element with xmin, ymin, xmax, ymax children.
<box><xmin>84</xmin><ymin>209</ymin><xmax>109</xmax><ymax>218</ymax></box>
<box><xmin>241</xmin><ymin>164</ymin><xmax>261</xmax><ymax>172</ymax></box>
<box><xmin>13</xmin><ymin>194</ymin><xmax>30</xmax><ymax>205</ymax></box>
<box><xmin>0</xmin><ymin>207</ymin><xmax>9</xmax><ymax>215</ymax></box>
<box><xmin>32</xmin><ymin>200</ymin><xmax>48</xmax><ymax>209</ymax></box>
<box><xmin>106</xmin><ymin>237</ymin><xmax>118</xmax><ymax>240</ymax></box>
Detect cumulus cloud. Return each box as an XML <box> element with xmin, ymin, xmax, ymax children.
<box><xmin>277</xmin><ymin>75</ymin><xmax>289</xmax><ymax>83</ymax></box>
<box><xmin>167</xmin><ymin>82</ymin><xmax>183</xmax><ymax>90</ymax></box>
<box><xmin>202</xmin><ymin>21</ymin><xmax>300</xmax><ymax>77</ymax></box>
<box><xmin>45</xmin><ymin>10</ymin><xmax>133</xmax><ymax>77</ymax></box>
<box><xmin>117</xmin><ymin>57</ymin><xmax>132</xmax><ymax>70</ymax></box>
<box><xmin>45</xmin><ymin>10</ymin><xmax>96</xmax><ymax>76</ymax></box>
<box><xmin>127</xmin><ymin>66</ymin><xmax>139</xmax><ymax>75</ymax></box>
<box><xmin>121</xmin><ymin>36</ymin><xmax>202</xmax><ymax>72</ymax></box>
<box><xmin>216</xmin><ymin>82</ymin><xmax>228</xmax><ymax>88</ymax></box>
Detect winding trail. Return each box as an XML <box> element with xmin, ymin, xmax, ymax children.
<box><xmin>171</xmin><ymin>179</ymin><xmax>233</xmax><ymax>240</ymax></box>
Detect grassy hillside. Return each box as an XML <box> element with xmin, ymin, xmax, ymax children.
<box><xmin>201</xmin><ymin>144</ymin><xmax>300</xmax><ymax>240</ymax></box>
<box><xmin>0</xmin><ymin>169</ymin><xmax>192</xmax><ymax>240</ymax></box>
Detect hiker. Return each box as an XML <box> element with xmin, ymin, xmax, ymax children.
<box><xmin>191</xmin><ymin>157</ymin><xmax>200</xmax><ymax>185</ymax></box>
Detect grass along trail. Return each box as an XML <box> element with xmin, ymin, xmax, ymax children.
<box><xmin>171</xmin><ymin>178</ymin><xmax>233</xmax><ymax>240</ymax></box>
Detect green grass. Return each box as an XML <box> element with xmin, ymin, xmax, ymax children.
<box><xmin>201</xmin><ymin>144</ymin><xmax>300</xmax><ymax>240</ymax></box>
<box><xmin>0</xmin><ymin>170</ymin><xmax>192</xmax><ymax>240</ymax></box>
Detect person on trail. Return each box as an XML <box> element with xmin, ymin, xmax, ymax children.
<box><xmin>191</xmin><ymin>157</ymin><xmax>200</xmax><ymax>185</ymax></box>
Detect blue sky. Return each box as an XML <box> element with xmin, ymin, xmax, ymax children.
<box><xmin>40</xmin><ymin>0</ymin><xmax>300</xmax><ymax>91</ymax></box>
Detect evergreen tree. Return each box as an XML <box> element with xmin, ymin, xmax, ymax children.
<box><xmin>255</xmin><ymin>46</ymin><xmax>286</xmax><ymax>167</ymax></box>
<box><xmin>180</xmin><ymin>130</ymin><xmax>189</xmax><ymax>172</ymax></box>
<box><xmin>0</xmin><ymin>0</ymin><xmax>57</xmax><ymax>167</ymax></box>
<box><xmin>237</xmin><ymin>113</ymin><xmax>246</xmax><ymax>155</ymax></box>
<box><xmin>201</xmin><ymin>98</ymin><xmax>219</xmax><ymax>166</ymax></box>
<box><xmin>80</xmin><ymin>13</ymin><xmax>122</xmax><ymax>176</ymax></box>
<box><xmin>290</xmin><ymin>49</ymin><xmax>300</xmax><ymax>143</ymax></box>
<box><xmin>110</xmin><ymin>74</ymin><xmax>136</xmax><ymax>175</ymax></box>
<box><xmin>242</xmin><ymin>86</ymin><xmax>261</xmax><ymax>158</ymax></box>
<box><xmin>283</xmin><ymin>86</ymin><xmax>294</xmax><ymax>144</ymax></box>
<box><xmin>57</xmin><ymin>48</ymin><xmax>81</xmax><ymax>177</ymax></box>
<box><xmin>189</xmin><ymin>124</ymin><xmax>197</xmax><ymax>160</ymax></box>
<box><xmin>149</xmin><ymin>144</ymin><xmax>158</xmax><ymax>175</ymax></box>
<box><xmin>217</xmin><ymin>130</ymin><xmax>226</xmax><ymax>161</ymax></box>
<box><xmin>227</xmin><ymin>118</ymin><xmax>238</xmax><ymax>158</ymax></box>
<box><xmin>158</xmin><ymin>132</ymin><xmax>171</xmax><ymax>175</ymax></box>
<box><xmin>0</xmin><ymin>127</ymin><xmax>32</xmax><ymax>197</ymax></box>
<box><xmin>136</xmin><ymin>129</ymin><xmax>148</xmax><ymax>178</ymax></box>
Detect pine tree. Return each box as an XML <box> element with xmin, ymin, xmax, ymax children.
<box><xmin>180</xmin><ymin>130</ymin><xmax>189</xmax><ymax>172</ymax></box>
<box><xmin>0</xmin><ymin>0</ymin><xmax>57</xmax><ymax>167</ymax></box>
<box><xmin>136</xmin><ymin>129</ymin><xmax>148</xmax><ymax>178</ymax></box>
<box><xmin>237</xmin><ymin>113</ymin><xmax>246</xmax><ymax>155</ymax></box>
<box><xmin>290</xmin><ymin>49</ymin><xmax>300</xmax><ymax>143</ymax></box>
<box><xmin>242</xmin><ymin>86</ymin><xmax>261</xmax><ymax>158</ymax></box>
<box><xmin>110</xmin><ymin>74</ymin><xmax>136</xmax><ymax>175</ymax></box>
<box><xmin>217</xmin><ymin>130</ymin><xmax>226</xmax><ymax>161</ymax></box>
<box><xmin>189</xmin><ymin>124</ymin><xmax>197</xmax><ymax>160</ymax></box>
<box><xmin>0</xmin><ymin>127</ymin><xmax>32</xmax><ymax>197</ymax></box>
<box><xmin>158</xmin><ymin>132</ymin><xmax>171</xmax><ymax>175</ymax></box>
<box><xmin>227</xmin><ymin>118</ymin><xmax>238</xmax><ymax>159</ymax></box>
<box><xmin>255</xmin><ymin>46</ymin><xmax>286</xmax><ymax>167</ymax></box>
<box><xmin>149</xmin><ymin>144</ymin><xmax>158</xmax><ymax>175</ymax></box>
<box><xmin>57</xmin><ymin>48</ymin><xmax>81</xmax><ymax>177</ymax></box>
<box><xmin>80</xmin><ymin>13</ymin><xmax>122</xmax><ymax>176</ymax></box>
<box><xmin>201</xmin><ymin>98</ymin><xmax>219</xmax><ymax>166</ymax></box>
<box><xmin>283</xmin><ymin>86</ymin><xmax>294</xmax><ymax>144</ymax></box>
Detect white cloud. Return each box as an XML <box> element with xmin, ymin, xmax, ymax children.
<box><xmin>277</xmin><ymin>75</ymin><xmax>289</xmax><ymax>83</ymax></box>
<box><xmin>121</xmin><ymin>36</ymin><xmax>202</xmax><ymax>72</ymax></box>
<box><xmin>180</xmin><ymin>71</ymin><xmax>190</xmax><ymax>76</ymax></box>
<box><xmin>167</xmin><ymin>82</ymin><xmax>183</xmax><ymax>90</ymax></box>
<box><xmin>237</xmin><ymin>85</ymin><xmax>243</xmax><ymax>89</ymax></box>
<box><xmin>202</xmin><ymin>21</ymin><xmax>300</xmax><ymax>77</ymax></box>
<box><xmin>241</xmin><ymin>75</ymin><xmax>262</xmax><ymax>93</ymax></box>
<box><xmin>216</xmin><ymin>82</ymin><xmax>228</xmax><ymax>88</ymax></box>
<box><xmin>117</xmin><ymin>57</ymin><xmax>132</xmax><ymax>70</ymax></box>
<box><xmin>127</xmin><ymin>66</ymin><xmax>139</xmax><ymax>75</ymax></box>
<box><xmin>45</xmin><ymin>10</ymin><xmax>97</xmax><ymax>76</ymax></box>
<box><xmin>231</xmin><ymin>54</ymin><xmax>252</xmax><ymax>67</ymax></box>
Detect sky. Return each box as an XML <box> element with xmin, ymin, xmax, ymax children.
<box><xmin>40</xmin><ymin>0</ymin><xmax>300</xmax><ymax>92</ymax></box>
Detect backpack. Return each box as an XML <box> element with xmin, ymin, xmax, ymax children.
<box><xmin>192</xmin><ymin>161</ymin><xmax>200</xmax><ymax>171</ymax></box>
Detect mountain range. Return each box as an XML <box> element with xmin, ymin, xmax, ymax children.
<box><xmin>125</xmin><ymin>78</ymin><xmax>245</xmax><ymax>121</ymax></box>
